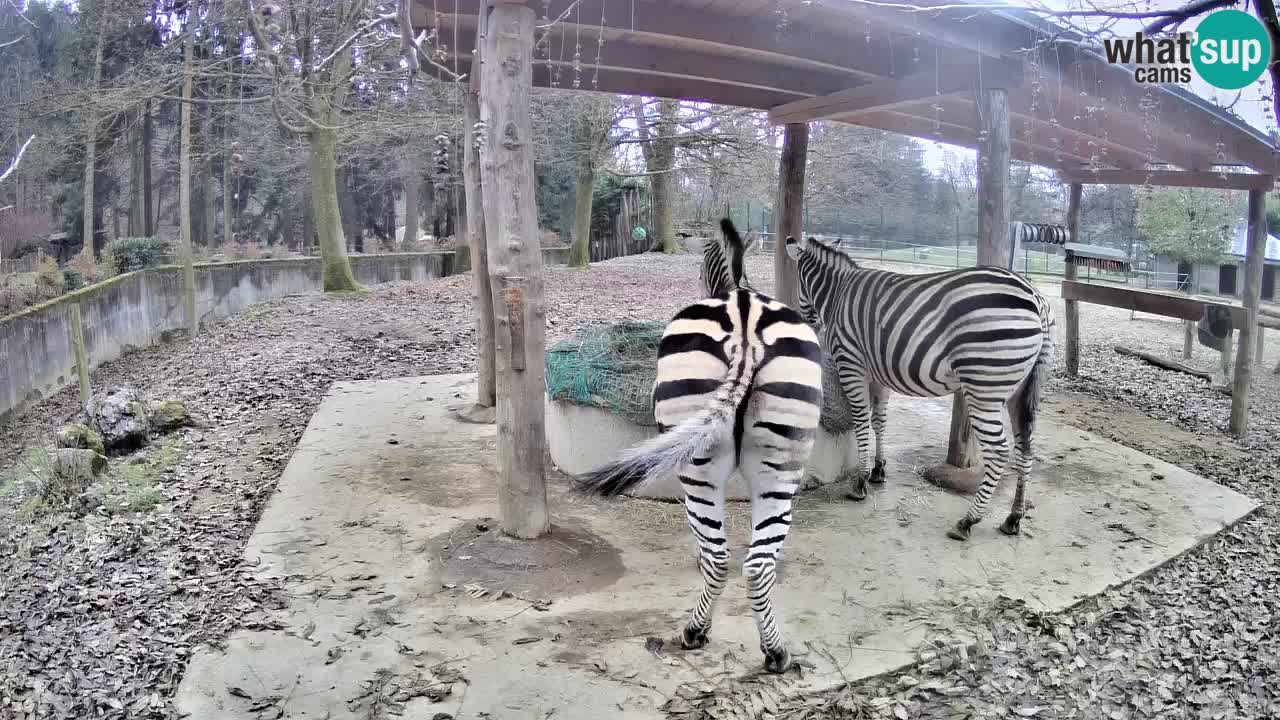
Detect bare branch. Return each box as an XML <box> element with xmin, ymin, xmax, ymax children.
<box><xmin>0</xmin><ymin>134</ymin><xmax>35</xmax><ymax>185</ymax></box>
<box><xmin>1143</xmin><ymin>0</ymin><xmax>1239</xmax><ymax>33</ymax></box>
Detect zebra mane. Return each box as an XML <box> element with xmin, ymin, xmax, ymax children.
<box><xmin>804</xmin><ymin>236</ymin><xmax>860</xmax><ymax>274</ymax></box>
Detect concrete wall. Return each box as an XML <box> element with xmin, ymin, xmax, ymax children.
<box><xmin>1</xmin><ymin>250</ymin><xmax>569</xmax><ymax>421</ymax></box>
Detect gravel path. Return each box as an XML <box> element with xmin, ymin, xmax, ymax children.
<box><xmin>1</xmin><ymin>252</ymin><xmax>1277</xmax><ymax>719</ymax></box>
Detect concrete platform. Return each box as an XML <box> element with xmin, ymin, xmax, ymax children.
<box><xmin>546</xmin><ymin>397</ymin><xmax>859</xmax><ymax>500</ymax></box>
<box><xmin>176</xmin><ymin>374</ymin><xmax>1258</xmax><ymax>720</ymax></box>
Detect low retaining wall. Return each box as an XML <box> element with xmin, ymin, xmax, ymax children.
<box><xmin>1</xmin><ymin>250</ymin><xmax>569</xmax><ymax>421</ymax></box>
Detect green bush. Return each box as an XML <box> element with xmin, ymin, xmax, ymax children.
<box><xmin>62</xmin><ymin>268</ymin><xmax>84</xmax><ymax>291</ymax></box>
<box><xmin>106</xmin><ymin>237</ymin><xmax>170</xmax><ymax>274</ymax></box>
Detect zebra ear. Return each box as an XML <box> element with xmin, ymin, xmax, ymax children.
<box><xmin>784</xmin><ymin>235</ymin><xmax>803</xmax><ymax>260</ymax></box>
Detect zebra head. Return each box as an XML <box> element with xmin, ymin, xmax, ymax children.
<box><xmin>687</xmin><ymin>219</ymin><xmax>757</xmax><ymax>297</ymax></box>
<box><xmin>784</xmin><ymin>234</ymin><xmax>857</xmax><ymax>330</ymax></box>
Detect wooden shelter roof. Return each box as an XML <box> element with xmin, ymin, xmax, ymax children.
<box><xmin>415</xmin><ymin>0</ymin><xmax>1278</xmax><ymax>182</ymax></box>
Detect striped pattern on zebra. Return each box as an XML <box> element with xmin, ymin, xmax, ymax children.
<box><xmin>684</xmin><ymin>226</ymin><xmax>759</xmax><ymax>297</ymax></box>
<box><xmin>575</xmin><ymin>218</ymin><xmax>823</xmax><ymax>673</ymax></box>
<box><xmin>783</xmin><ymin>234</ymin><xmax>1055</xmax><ymax>541</ymax></box>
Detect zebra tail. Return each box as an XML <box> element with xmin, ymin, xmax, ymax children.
<box><xmin>574</xmin><ymin>343</ymin><xmax>758</xmax><ymax>497</ymax></box>
<box><xmin>720</xmin><ymin>217</ymin><xmax>746</xmax><ymax>289</ymax></box>
<box><xmin>1018</xmin><ymin>305</ymin><xmax>1056</xmax><ymax>438</ymax></box>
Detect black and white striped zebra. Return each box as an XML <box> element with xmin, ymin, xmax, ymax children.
<box><xmin>784</xmin><ymin>235</ymin><xmax>1055</xmax><ymax>541</ymax></box>
<box><xmin>681</xmin><ymin>226</ymin><xmax>760</xmax><ymax>297</ymax></box>
<box><xmin>576</xmin><ymin>219</ymin><xmax>823</xmax><ymax>673</ymax></box>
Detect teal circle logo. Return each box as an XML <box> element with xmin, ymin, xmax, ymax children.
<box><xmin>1192</xmin><ymin>10</ymin><xmax>1271</xmax><ymax>90</ymax></box>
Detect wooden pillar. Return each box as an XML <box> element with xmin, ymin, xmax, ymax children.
<box><xmin>944</xmin><ymin>88</ymin><xmax>1010</xmax><ymax>470</ymax></box>
<box><xmin>1230</xmin><ymin>187</ymin><xmax>1269</xmax><ymax>435</ymax></box>
<box><xmin>1257</xmin><ymin>328</ymin><xmax>1266</xmax><ymax>364</ymax></box>
<box><xmin>478</xmin><ymin>1</ymin><xmax>549</xmax><ymax>539</ymax></box>
<box><xmin>459</xmin><ymin>6</ymin><xmax>497</xmax><ymax>421</ymax></box>
<box><xmin>773</xmin><ymin>122</ymin><xmax>807</xmax><ymax>307</ymax></box>
<box><xmin>1063</xmin><ymin>183</ymin><xmax>1083</xmax><ymax>377</ymax></box>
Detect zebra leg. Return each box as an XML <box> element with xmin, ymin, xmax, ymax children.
<box><xmin>740</xmin><ymin>442</ymin><xmax>805</xmax><ymax>673</ymax></box>
<box><xmin>868</xmin><ymin>383</ymin><xmax>889</xmax><ymax>485</ymax></box>
<box><xmin>999</xmin><ymin>430</ymin><xmax>1032</xmax><ymax>536</ymax></box>
<box><xmin>835</xmin><ymin>364</ymin><xmax>873</xmax><ymax>501</ymax></box>
<box><xmin>678</xmin><ymin>446</ymin><xmax>734</xmax><ymax>650</ymax></box>
<box><xmin>947</xmin><ymin>397</ymin><xmax>1011</xmax><ymax>541</ymax></box>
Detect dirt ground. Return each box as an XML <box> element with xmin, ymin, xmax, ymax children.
<box><xmin>2</xmin><ymin>251</ymin><xmax>1278</xmax><ymax>719</ymax></box>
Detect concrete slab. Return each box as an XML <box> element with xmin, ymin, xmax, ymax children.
<box><xmin>176</xmin><ymin>374</ymin><xmax>1258</xmax><ymax>720</ymax></box>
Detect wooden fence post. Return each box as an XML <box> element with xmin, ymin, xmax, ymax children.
<box><xmin>479</xmin><ymin>1</ymin><xmax>549</xmax><ymax>539</ymax></box>
<box><xmin>1230</xmin><ymin>186</ymin><xmax>1269</xmax><ymax>435</ymax></box>
<box><xmin>774</xmin><ymin>122</ymin><xmax>807</xmax><ymax>308</ymax></box>
<box><xmin>942</xmin><ymin>87</ymin><xmax>1009</xmax><ymax>473</ymax></box>
<box><xmin>1063</xmin><ymin>183</ymin><xmax>1083</xmax><ymax>377</ymax></box>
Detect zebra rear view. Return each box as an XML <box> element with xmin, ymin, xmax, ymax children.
<box><xmin>575</xmin><ymin>219</ymin><xmax>823</xmax><ymax>673</ymax></box>
<box><xmin>784</xmin><ymin>234</ymin><xmax>1055</xmax><ymax>541</ymax></box>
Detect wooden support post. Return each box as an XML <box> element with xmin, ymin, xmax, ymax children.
<box><xmin>1257</xmin><ymin>328</ymin><xmax>1266</xmax><ymax>364</ymax></box>
<box><xmin>458</xmin><ymin>6</ymin><xmax>497</xmax><ymax>421</ymax></box>
<box><xmin>478</xmin><ymin>1</ymin><xmax>549</xmax><ymax>539</ymax></box>
<box><xmin>68</xmin><ymin>302</ymin><xmax>91</xmax><ymax>407</ymax></box>
<box><xmin>1220</xmin><ymin>329</ymin><xmax>1234</xmax><ymax>379</ymax></box>
<box><xmin>1183</xmin><ymin>321</ymin><xmax>1195</xmax><ymax>359</ymax></box>
<box><xmin>1230</xmin><ymin>187</ymin><xmax>1268</xmax><ymax>435</ymax></box>
<box><xmin>943</xmin><ymin>88</ymin><xmax>1009</xmax><ymax>472</ymax></box>
<box><xmin>1063</xmin><ymin>183</ymin><xmax>1083</xmax><ymax>377</ymax></box>
<box><xmin>773</xmin><ymin>122</ymin><xmax>807</xmax><ymax>307</ymax></box>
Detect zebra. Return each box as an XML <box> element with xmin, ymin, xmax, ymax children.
<box><xmin>783</xmin><ymin>234</ymin><xmax>1055</xmax><ymax>541</ymax></box>
<box><xmin>575</xmin><ymin>218</ymin><xmax>823</xmax><ymax>674</ymax></box>
<box><xmin>679</xmin><ymin>226</ymin><xmax>760</xmax><ymax>297</ymax></box>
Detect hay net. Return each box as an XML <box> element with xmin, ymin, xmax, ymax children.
<box><xmin>545</xmin><ymin>321</ymin><xmax>667</xmax><ymax>426</ymax></box>
<box><xmin>544</xmin><ymin>320</ymin><xmax>856</xmax><ymax>435</ymax></box>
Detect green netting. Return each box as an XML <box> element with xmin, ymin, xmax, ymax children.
<box><xmin>545</xmin><ymin>321</ymin><xmax>667</xmax><ymax>426</ymax></box>
<box><xmin>544</xmin><ymin>319</ymin><xmax>857</xmax><ymax>436</ymax></box>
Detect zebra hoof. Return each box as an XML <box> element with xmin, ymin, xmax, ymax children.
<box><xmin>869</xmin><ymin>460</ymin><xmax>887</xmax><ymax>485</ymax></box>
<box><xmin>998</xmin><ymin>514</ymin><xmax>1023</xmax><ymax>536</ymax></box>
<box><xmin>762</xmin><ymin>645</ymin><xmax>792</xmax><ymax>674</ymax></box>
<box><xmin>946</xmin><ymin>519</ymin><xmax>975</xmax><ymax>541</ymax></box>
<box><xmin>681</xmin><ymin>625</ymin><xmax>709</xmax><ymax>650</ymax></box>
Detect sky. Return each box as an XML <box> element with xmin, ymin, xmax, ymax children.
<box><xmin>915</xmin><ymin>0</ymin><xmax>1277</xmax><ymax>171</ymax></box>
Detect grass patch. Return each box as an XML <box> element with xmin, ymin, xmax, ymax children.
<box><xmin>102</xmin><ymin>440</ymin><xmax>179</xmax><ymax>514</ymax></box>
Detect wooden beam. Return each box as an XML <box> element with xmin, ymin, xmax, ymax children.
<box><xmin>816</xmin><ymin>0</ymin><xmax>1031</xmax><ymax>60</ymax></box>
<box><xmin>945</xmin><ymin>87</ymin><xmax>1010</xmax><ymax>471</ymax></box>
<box><xmin>1058</xmin><ymin>169</ymin><xmax>1275</xmax><ymax>191</ymax></box>
<box><xmin>1063</xmin><ymin>183</ymin><xmax>1083</xmax><ymax>377</ymax></box>
<box><xmin>441</xmin><ymin>56</ymin><xmax>801</xmax><ymax>111</ymax></box>
<box><xmin>768</xmin><ymin>59</ymin><xmax>1021</xmax><ymax>125</ymax></box>
<box><xmin>426</xmin><ymin>0</ymin><xmax>899</xmax><ymax>81</ymax></box>
<box><xmin>462</xmin><ymin>9</ymin><xmax>496</xmax><ymax>419</ymax></box>
<box><xmin>1231</xmin><ymin>189</ymin><xmax>1268</xmax><ymax>435</ymax></box>
<box><xmin>1061</xmin><ymin>281</ymin><xmax>1247</xmax><ymax>325</ymax></box>
<box><xmin>445</xmin><ymin>32</ymin><xmax>862</xmax><ymax>100</ymax></box>
<box><xmin>774</xmin><ymin>123</ymin><xmax>807</xmax><ymax>307</ymax></box>
<box><xmin>479</xmin><ymin>2</ymin><xmax>549</xmax><ymax>539</ymax></box>
<box><xmin>845</xmin><ymin>109</ymin><xmax>1093</xmax><ymax>170</ymax></box>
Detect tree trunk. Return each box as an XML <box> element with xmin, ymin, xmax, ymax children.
<box><xmin>178</xmin><ymin>30</ymin><xmax>198</xmax><ymax>336</ymax></box>
<box><xmin>339</xmin><ymin>167</ymin><xmax>362</xmax><ymax>252</ymax></box>
<box><xmin>1230</xmin><ymin>189</ymin><xmax>1267</xmax><ymax>435</ymax></box>
<box><xmin>222</xmin><ymin>74</ymin><xmax>234</xmax><ymax>246</ymax></box>
<box><xmin>309</xmin><ymin>129</ymin><xmax>360</xmax><ymax>291</ymax></box>
<box><xmin>142</xmin><ymin>100</ymin><xmax>154</xmax><ymax>237</ymax></box>
<box><xmin>464</xmin><ymin>39</ymin><xmax>496</xmax><ymax>411</ymax></box>
<box><xmin>1064</xmin><ymin>183</ymin><xmax>1083</xmax><ymax>376</ymax></box>
<box><xmin>570</xmin><ymin>149</ymin><xmax>594</xmax><ymax>268</ymax></box>
<box><xmin>302</xmin><ymin>188</ymin><xmax>314</xmax><ymax>253</ymax></box>
<box><xmin>80</xmin><ymin>11</ymin><xmax>107</xmax><ymax>260</ymax></box>
<box><xmin>129</xmin><ymin>116</ymin><xmax>144</xmax><ymax>236</ymax></box>
<box><xmin>403</xmin><ymin>154</ymin><xmax>420</xmax><ymax>248</ymax></box>
<box><xmin>479</xmin><ymin>2</ymin><xmax>548</xmax><ymax>539</ymax></box>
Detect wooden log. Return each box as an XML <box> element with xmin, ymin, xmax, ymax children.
<box><xmin>945</xmin><ymin>88</ymin><xmax>1009</xmax><ymax>471</ymax></box>
<box><xmin>1230</xmin><ymin>188</ymin><xmax>1267</xmax><ymax>435</ymax></box>
<box><xmin>478</xmin><ymin>1</ymin><xmax>549</xmax><ymax>539</ymax></box>
<box><xmin>459</xmin><ymin>7</ymin><xmax>496</xmax><ymax>419</ymax></box>
<box><xmin>773</xmin><ymin>122</ymin><xmax>807</xmax><ymax>307</ymax></box>
<box><xmin>1114</xmin><ymin>345</ymin><xmax>1213</xmax><ymax>381</ymax></box>
<box><xmin>1063</xmin><ymin>183</ymin><xmax>1083</xmax><ymax>377</ymax></box>
<box><xmin>68</xmin><ymin>302</ymin><xmax>91</xmax><ymax>408</ymax></box>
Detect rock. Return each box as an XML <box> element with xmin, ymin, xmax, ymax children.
<box><xmin>85</xmin><ymin>387</ymin><xmax>151</xmax><ymax>453</ymax></box>
<box><xmin>56</xmin><ymin>422</ymin><xmax>106</xmax><ymax>455</ymax></box>
<box><xmin>50</xmin><ymin>448</ymin><xmax>109</xmax><ymax>491</ymax></box>
<box><xmin>151</xmin><ymin>399</ymin><xmax>193</xmax><ymax>432</ymax></box>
